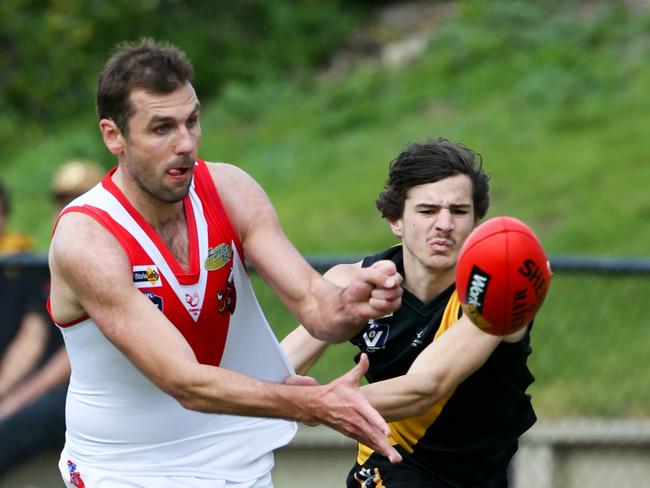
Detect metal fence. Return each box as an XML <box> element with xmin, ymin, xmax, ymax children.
<box><xmin>1</xmin><ymin>253</ymin><xmax>649</xmax><ymax>487</ymax></box>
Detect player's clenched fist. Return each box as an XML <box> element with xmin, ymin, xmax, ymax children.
<box><xmin>342</xmin><ymin>260</ymin><xmax>403</xmax><ymax>324</ymax></box>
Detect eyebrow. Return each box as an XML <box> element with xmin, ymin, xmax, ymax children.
<box><xmin>414</xmin><ymin>203</ymin><xmax>473</xmax><ymax>210</ymax></box>
<box><xmin>149</xmin><ymin>103</ymin><xmax>201</xmax><ymax>124</ymax></box>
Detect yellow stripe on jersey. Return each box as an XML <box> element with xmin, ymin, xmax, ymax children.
<box><xmin>357</xmin><ymin>292</ymin><xmax>462</xmax><ymax>465</ymax></box>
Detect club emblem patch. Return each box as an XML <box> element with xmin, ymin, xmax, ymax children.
<box><xmin>217</xmin><ymin>266</ymin><xmax>237</xmax><ymax>315</ymax></box>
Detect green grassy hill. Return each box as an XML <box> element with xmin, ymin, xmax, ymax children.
<box><xmin>7</xmin><ymin>1</ymin><xmax>649</xmax><ymax>257</ymax></box>
<box><xmin>3</xmin><ymin>1</ymin><xmax>649</xmax><ymax>416</ymax></box>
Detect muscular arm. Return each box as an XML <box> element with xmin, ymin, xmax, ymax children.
<box><xmin>208</xmin><ymin>163</ymin><xmax>402</xmax><ymax>343</ymax></box>
<box><xmin>362</xmin><ymin>319</ymin><xmax>527</xmax><ymax>421</ymax></box>
<box><xmin>49</xmin><ymin>212</ymin><xmax>401</xmax><ymax>462</ymax></box>
<box><xmin>281</xmin><ymin>260</ymin><xmax>527</xmax><ymax>422</ymax></box>
<box><xmin>282</xmin><ymin>263</ymin><xmax>361</xmax><ymax>374</ymax></box>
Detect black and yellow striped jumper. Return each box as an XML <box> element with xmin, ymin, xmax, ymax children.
<box><xmin>346</xmin><ymin>246</ymin><xmax>536</xmax><ymax>488</ymax></box>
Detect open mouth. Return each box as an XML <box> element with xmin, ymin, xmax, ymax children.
<box><xmin>167</xmin><ymin>166</ymin><xmax>192</xmax><ymax>178</ymax></box>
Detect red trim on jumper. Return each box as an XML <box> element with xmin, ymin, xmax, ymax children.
<box><xmin>72</xmin><ymin>205</ymin><xmax>136</xmax><ymax>263</ymax></box>
<box><xmin>101</xmin><ymin>167</ymin><xmax>200</xmax><ymax>285</ymax></box>
<box><xmin>193</xmin><ymin>159</ymin><xmax>245</xmax><ymax>264</ymax></box>
<box><xmin>46</xmin><ymin>297</ymin><xmax>89</xmax><ymax>328</ymax></box>
<box><xmin>48</xmin><ymin>205</ymin><xmax>137</xmax><ymax>327</ymax></box>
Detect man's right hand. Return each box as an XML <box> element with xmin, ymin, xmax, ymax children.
<box><xmin>341</xmin><ymin>260</ymin><xmax>403</xmax><ymax>326</ymax></box>
<box><xmin>309</xmin><ymin>353</ymin><xmax>402</xmax><ymax>464</ymax></box>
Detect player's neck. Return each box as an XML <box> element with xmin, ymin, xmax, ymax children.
<box><xmin>111</xmin><ymin>167</ymin><xmax>191</xmax><ymax>270</ymax></box>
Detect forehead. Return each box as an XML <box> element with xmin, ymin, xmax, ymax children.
<box><xmin>404</xmin><ymin>173</ymin><xmax>473</xmax><ymax>206</ymax></box>
<box><xmin>128</xmin><ymin>82</ymin><xmax>199</xmax><ymax>120</ymax></box>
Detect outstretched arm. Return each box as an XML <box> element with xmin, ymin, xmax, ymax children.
<box><xmin>49</xmin><ymin>212</ymin><xmax>401</xmax><ymax>463</ymax></box>
<box><xmin>209</xmin><ymin>163</ymin><xmax>402</xmax><ymax>343</ymax></box>
<box><xmin>361</xmin><ymin>316</ymin><xmax>527</xmax><ymax>421</ymax></box>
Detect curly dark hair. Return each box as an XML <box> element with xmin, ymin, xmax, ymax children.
<box><xmin>96</xmin><ymin>38</ymin><xmax>194</xmax><ymax>136</ymax></box>
<box><xmin>376</xmin><ymin>138</ymin><xmax>490</xmax><ymax>220</ymax></box>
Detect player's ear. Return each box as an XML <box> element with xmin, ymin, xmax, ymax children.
<box><xmin>99</xmin><ymin>119</ymin><xmax>125</xmax><ymax>155</ymax></box>
<box><xmin>389</xmin><ymin>218</ymin><xmax>404</xmax><ymax>238</ymax></box>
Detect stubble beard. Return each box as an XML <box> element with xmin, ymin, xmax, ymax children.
<box><xmin>125</xmin><ymin>157</ymin><xmax>192</xmax><ymax>204</ymax></box>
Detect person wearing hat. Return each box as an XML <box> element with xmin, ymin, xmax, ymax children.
<box><xmin>52</xmin><ymin>160</ymin><xmax>104</xmax><ymax>208</ymax></box>
<box><xmin>0</xmin><ymin>161</ymin><xmax>102</xmax><ymax>478</ymax></box>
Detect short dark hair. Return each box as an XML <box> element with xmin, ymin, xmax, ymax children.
<box><xmin>96</xmin><ymin>38</ymin><xmax>194</xmax><ymax>136</ymax></box>
<box><xmin>376</xmin><ymin>138</ymin><xmax>490</xmax><ymax>220</ymax></box>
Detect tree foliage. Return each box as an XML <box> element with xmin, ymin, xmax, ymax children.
<box><xmin>0</xmin><ymin>0</ymin><xmax>366</xmax><ymax>154</ymax></box>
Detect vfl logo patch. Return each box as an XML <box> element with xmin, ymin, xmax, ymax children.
<box><xmin>204</xmin><ymin>243</ymin><xmax>233</xmax><ymax>271</ymax></box>
<box><xmin>133</xmin><ymin>265</ymin><xmax>162</xmax><ymax>288</ymax></box>
<box><xmin>144</xmin><ymin>292</ymin><xmax>163</xmax><ymax>312</ymax></box>
<box><xmin>362</xmin><ymin>321</ymin><xmax>390</xmax><ymax>352</ymax></box>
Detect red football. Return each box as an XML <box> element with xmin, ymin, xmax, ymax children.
<box><xmin>455</xmin><ymin>216</ymin><xmax>551</xmax><ymax>335</ymax></box>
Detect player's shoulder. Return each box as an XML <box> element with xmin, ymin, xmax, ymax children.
<box><xmin>50</xmin><ymin>211</ymin><xmax>127</xmax><ymax>273</ymax></box>
<box><xmin>203</xmin><ymin>161</ymin><xmax>265</xmax><ymax>197</ymax></box>
<box><xmin>203</xmin><ymin>161</ymin><xmax>253</xmax><ymax>182</ymax></box>
<box><xmin>362</xmin><ymin>245</ymin><xmax>402</xmax><ymax>268</ymax></box>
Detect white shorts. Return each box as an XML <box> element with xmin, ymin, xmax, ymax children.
<box><xmin>59</xmin><ymin>457</ymin><xmax>274</xmax><ymax>488</ymax></box>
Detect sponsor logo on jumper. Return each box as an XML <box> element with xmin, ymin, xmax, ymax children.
<box><xmin>217</xmin><ymin>266</ymin><xmax>237</xmax><ymax>315</ymax></box>
<box><xmin>133</xmin><ymin>265</ymin><xmax>162</xmax><ymax>288</ymax></box>
<box><xmin>466</xmin><ymin>265</ymin><xmax>491</xmax><ymax>312</ymax></box>
<box><xmin>205</xmin><ymin>243</ymin><xmax>233</xmax><ymax>271</ymax></box>
<box><xmin>144</xmin><ymin>292</ymin><xmax>163</xmax><ymax>312</ymax></box>
<box><xmin>362</xmin><ymin>321</ymin><xmax>390</xmax><ymax>351</ymax></box>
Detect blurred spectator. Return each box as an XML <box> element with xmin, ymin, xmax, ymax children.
<box><xmin>0</xmin><ymin>180</ymin><xmax>46</xmax><ymax>393</ymax></box>
<box><xmin>0</xmin><ymin>160</ymin><xmax>102</xmax><ymax>476</ymax></box>
<box><xmin>51</xmin><ymin>159</ymin><xmax>104</xmax><ymax>209</ymax></box>
<box><xmin>0</xmin><ymin>182</ymin><xmax>32</xmax><ymax>255</ymax></box>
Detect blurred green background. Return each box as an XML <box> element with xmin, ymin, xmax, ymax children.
<box><xmin>1</xmin><ymin>0</ymin><xmax>648</xmax><ymax>417</ymax></box>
